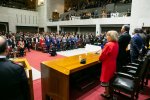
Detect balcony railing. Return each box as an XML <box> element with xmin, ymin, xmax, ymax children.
<box><xmin>49</xmin><ymin>12</ymin><xmax>131</xmax><ymax>22</ymax></box>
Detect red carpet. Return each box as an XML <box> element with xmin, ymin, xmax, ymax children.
<box><xmin>77</xmin><ymin>82</ymin><xmax>150</xmax><ymax>100</ymax></box>
<box><xmin>24</xmin><ymin>50</ymin><xmax>150</xmax><ymax>100</ymax></box>
<box><xmin>32</xmin><ymin>79</ymin><xmax>150</xmax><ymax>100</ymax></box>
<box><xmin>24</xmin><ymin>50</ymin><xmax>64</xmax><ymax>71</ymax></box>
<box><xmin>24</xmin><ymin>50</ymin><xmax>65</xmax><ymax>100</ymax></box>
<box><xmin>33</xmin><ymin>79</ymin><xmax>42</xmax><ymax>100</ymax></box>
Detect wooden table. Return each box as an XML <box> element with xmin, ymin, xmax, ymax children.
<box><xmin>13</xmin><ymin>58</ymin><xmax>34</xmax><ymax>100</ymax></box>
<box><xmin>41</xmin><ymin>53</ymin><xmax>100</xmax><ymax>100</ymax></box>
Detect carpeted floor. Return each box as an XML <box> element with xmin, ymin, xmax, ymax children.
<box><xmin>33</xmin><ymin>79</ymin><xmax>150</xmax><ymax>100</ymax></box>
<box><xmin>24</xmin><ymin>50</ymin><xmax>65</xmax><ymax>100</ymax></box>
<box><xmin>33</xmin><ymin>79</ymin><xmax>42</xmax><ymax>100</ymax></box>
<box><xmin>24</xmin><ymin>50</ymin><xmax>64</xmax><ymax>71</ymax></box>
<box><xmin>24</xmin><ymin>50</ymin><xmax>150</xmax><ymax>100</ymax></box>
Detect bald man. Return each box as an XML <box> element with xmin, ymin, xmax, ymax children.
<box><xmin>0</xmin><ymin>36</ymin><xmax>30</xmax><ymax>100</ymax></box>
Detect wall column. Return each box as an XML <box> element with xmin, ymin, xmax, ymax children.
<box><xmin>9</xmin><ymin>23</ymin><xmax>16</xmax><ymax>33</ymax></box>
<box><xmin>77</xmin><ymin>27</ymin><xmax>80</xmax><ymax>34</ymax></box>
<box><xmin>57</xmin><ymin>25</ymin><xmax>60</xmax><ymax>33</ymax></box>
<box><xmin>130</xmin><ymin>0</ymin><xmax>150</xmax><ymax>34</ymax></box>
<box><xmin>61</xmin><ymin>27</ymin><xmax>64</xmax><ymax>33</ymax></box>
<box><xmin>96</xmin><ymin>24</ymin><xmax>101</xmax><ymax>36</ymax></box>
<box><xmin>44</xmin><ymin>26</ymin><xmax>48</xmax><ymax>32</ymax></box>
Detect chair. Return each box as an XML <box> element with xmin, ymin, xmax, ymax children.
<box><xmin>8</xmin><ymin>47</ymin><xmax>14</xmax><ymax>58</ymax></box>
<box><xmin>31</xmin><ymin>42</ymin><xmax>36</xmax><ymax>50</ymax></box>
<box><xmin>121</xmin><ymin>59</ymin><xmax>144</xmax><ymax>77</ymax></box>
<box><xmin>120</xmin><ymin>53</ymin><xmax>150</xmax><ymax>89</ymax></box>
<box><xmin>41</xmin><ymin>43</ymin><xmax>48</xmax><ymax>53</ymax></box>
<box><xmin>144</xmin><ymin>50</ymin><xmax>150</xmax><ymax>86</ymax></box>
<box><xmin>110</xmin><ymin>56</ymin><xmax>149</xmax><ymax>100</ymax></box>
<box><xmin>37</xmin><ymin>43</ymin><xmax>42</xmax><ymax>51</ymax></box>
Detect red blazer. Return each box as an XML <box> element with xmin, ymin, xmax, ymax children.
<box><xmin>40</xmin><ymin>39</ymin><xmax>45</xmax><ymax>46</ymax></box>
<box><xmin>99</xmin><ymin>41</ymin><xmax>119</xmax><ymax>82</ymax></box>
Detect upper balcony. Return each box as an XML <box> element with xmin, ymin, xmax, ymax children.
<box><xmin>47</xmin><ymin>2</ymin><xmax>132</xmax><ymax>26</ymax></box>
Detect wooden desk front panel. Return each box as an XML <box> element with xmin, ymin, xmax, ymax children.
<box><xmin>41</xmin><ymin>64</ymin><xmax>69</xmax><ymax>100</ymax></box>
<box><xmin>41</xmin><ymin>53</ymin><xmax>100</xmax><ymax>100</ymax></box>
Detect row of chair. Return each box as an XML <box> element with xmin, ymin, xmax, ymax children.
<box><xmin>110</xmin><ymin>51</ymin><xmax>150</xmax><ymax>99</ymax></box>
<box><xmin>8</xmin><ymin>47</ymin><xmax>26</xmax><ymax>58</ymax></box>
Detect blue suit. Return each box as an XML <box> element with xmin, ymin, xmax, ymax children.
<box><xmin>45</xmin><ymin>38</ymin><xmax>51</xmax><ymax>52</ymax></box>
<box><xmin>130</xmin><ymin>33</ymin><xmax>143</xmax><ymax>63</ymax></box>
<box><xmin>45</xmin><ymin>38</ymin><xmax>51</xmax><ymax>46</ymax></box>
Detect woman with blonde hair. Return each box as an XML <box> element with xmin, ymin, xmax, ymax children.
<box><xmin>99</xmin><ymin>30</ymin><xmax>119</xmax><ymax>98</ymax></box>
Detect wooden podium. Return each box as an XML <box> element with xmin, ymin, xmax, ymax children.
<box><xmin>13</xmin><ymin>58</ymin><xmax>34</xmax><ymax>100</ymax></box>
<box><xmin>41</xmin><ymin>53</ymin><xmax>100</xmax><ymax>100</ymax></box>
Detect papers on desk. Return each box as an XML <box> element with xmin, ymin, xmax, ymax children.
<box><xmin>85</xmin><ymin>44</ymin><xmax>102</xmax><ymax>53</ymax></box>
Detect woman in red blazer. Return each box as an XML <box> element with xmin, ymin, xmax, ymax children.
<box><xmin>99</xmin><ymin>30</ymin><xmax>119</xmax><ymax>98</ymax></box>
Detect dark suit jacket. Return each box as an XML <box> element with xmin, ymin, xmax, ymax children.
<box><xmin>0</xmin><ymin>58</ymin><xmax>30</xmax><ymax>100</ymax></box>
<box><xmin>117</xmin><ymin>32</ymin><xmax>131</xmax><ymax>69</ymax></box>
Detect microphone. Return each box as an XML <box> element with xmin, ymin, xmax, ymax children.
<box><xmin>95</xmin><ymin>49</ymin><xmax>101</xmax><ymax>54</ymax></box>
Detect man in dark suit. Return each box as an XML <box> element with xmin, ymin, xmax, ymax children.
<box><xmin>0</xmin><ymin>36</ymin><xmax>30</xmax><ymax>100</ymax></box>
<box><xmin>117</xmin><ymin>25</ymin><xmax>131</xmax><ymax>71</ymax></box>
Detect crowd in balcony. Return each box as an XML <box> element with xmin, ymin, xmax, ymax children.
<box><xmin>66</xmin><ymin>0</ymin><xmax>132</xmax><ymax>12</ymax></box>
<box><xmin>60</xmin><ymin>0</ymin><xmax>132</xmax><ymax>21</ymax></box>
<box><xmin>61</xmin><ymin>9</ymin><xmax>131</xmax><ymax>21</ymax></box>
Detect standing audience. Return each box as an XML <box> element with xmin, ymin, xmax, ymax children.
<box><xmin>99</xmin><ymin>30</ymin><xmax>119</xmax><ymax>98</ymax></box>
<box><xmin>45</xmin><ymin>35</ymin><xmax>51</xmax><ymax>52</ymax></box>
<box><xmin>117</xmin><ymin>25</ymin><xmax>131</xmax><ymax>71</ymax></box>
<box><xmin>130</xmin><ymin>28</ymin><xmax>144</xmax><ymax>63</ymax></box>
<box><xmin>18</xmin><ymin>37</ymin><xmax>25</xmax><ymax>57</ymax></box>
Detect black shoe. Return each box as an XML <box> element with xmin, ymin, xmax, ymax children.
<box><xmin>101</xmin><ymin>93</ymin><xmax>111</xmax><ymax>99</ymax></box>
